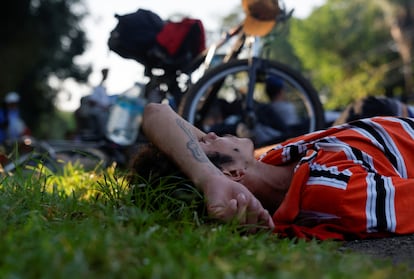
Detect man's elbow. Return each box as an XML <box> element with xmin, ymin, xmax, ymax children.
<box><xmin>143</xmin><ymin>102</ymin><xmax>161</xmax><ymax>116</ymax></box>
<box><xmin>142</xmin><ymin>103</ymin><xmax>170</xmax><ymax>131</ymax></box>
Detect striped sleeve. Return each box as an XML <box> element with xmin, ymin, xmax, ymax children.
<box><xmin>265</xmin><ymin>117</ymin><xmax>414</xmax><ymax>240</ymax></box>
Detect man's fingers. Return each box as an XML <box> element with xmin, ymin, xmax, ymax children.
<box><xmin>206</xmin><ymin>188</ymin><xmax>275</xmax><ymax>232</ymax></box>
<box><xmin>245</xmin><ymin>198</ymin><xmax>260</xmax><ymax>232</ymax></box>
<box><xmin>228</xmin><ymin>199</ymin><xmax>237</xmax><ymax>215</ymax></box>
<box><xmin>259</xmin><ymin>209</ymin><xmax>275</xmax><ymax>230</ymax></box>
<box><xmin>208</xmin><ymin>199</ymin><xmax>237</xmax><ymax>221</ymax></box>
<box><xmin>231</xmin><ymin>194</ymin><xmax>274</xmax><ymax>231</ymax></box>
<box><xmin>235</xmin><ymin>193</ymin><xmax>248</xmax><ymax>224</ymax></box>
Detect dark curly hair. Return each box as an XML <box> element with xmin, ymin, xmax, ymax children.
<box><xmin>127</xmin><ymin>143</ymin><xmax>234</xmax><ymax>182</ymax></box>
<box><xmin>127</xmin><ymin>143</ymin><xmax>234</xmax><ymax>214</ymax></box>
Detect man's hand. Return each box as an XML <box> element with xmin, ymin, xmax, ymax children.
<box><xmin>201</xmin><ymin>175</ymin><xmax>275</xmax><ymax>233</ymax></box>
<box><xmin>141</xmin><ymin>104</ymin><xmax>274</xmax><ymax>232</ymax></box>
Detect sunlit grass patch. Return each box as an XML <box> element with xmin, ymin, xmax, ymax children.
<box><xmin>0</xmin><ymin>161</ymin><xmax>412</xmax><ymax>278</ymax></box>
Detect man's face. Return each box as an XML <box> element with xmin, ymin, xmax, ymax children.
<box><xmin>199</xmin><ymin>132</ymin><xmax>255</xmax><ymax>167</ymax></box>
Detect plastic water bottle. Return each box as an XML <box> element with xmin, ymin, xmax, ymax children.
<box><xmin>106</xmin><ymin>82</ymin><xmax>146</xmax><ymax>146</ymax></box>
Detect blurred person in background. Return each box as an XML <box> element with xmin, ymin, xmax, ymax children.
<box><xmin>252</xmin><ymin>75</ymin><xmax>300</xmax><ymax>146</ymax></box>
<box><xmin>0</xmin><ymin>91</ymin><xmax>30</xmax><ymax>165</ymax></box>
<box><xmin>0</xmin><ymin>91</ymin><xmax>29</xmax><ymax>144</ymax></box>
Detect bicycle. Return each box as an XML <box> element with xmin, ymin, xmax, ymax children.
<box><xmin>1</xmin><ymin>136</ymin><xmax>125</xmax><ymax>175</ymax></box>
<box><xmin>179</xmin><ymin>9</ymin><xmax>325</xmax><ymax>146</ymax></box>
<box><xmin>111</xmin><ymin>2</ymin><xmax>325</xmax><ymax>148</ymax></box>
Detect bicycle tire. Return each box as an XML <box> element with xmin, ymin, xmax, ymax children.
<box><xmin>54</xmin><ymin>147</ymin><xmax>110</xmax><ymax>170</ymax></box>
<box><xmin>179</xmin><ymin>59</ymin><xmax>325</xmax><ymax>147</ymax></box>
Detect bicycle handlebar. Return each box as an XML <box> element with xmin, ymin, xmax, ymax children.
<box><xmin>277</xmin><ymin>8</ymin><xmax>294</xmax><ymax>22</ymax></box>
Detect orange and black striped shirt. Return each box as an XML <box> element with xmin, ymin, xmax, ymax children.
<box><xmin>258</xmin><ymin>117</ymin><xmax>414</xmax><ymax>240</ymax></box>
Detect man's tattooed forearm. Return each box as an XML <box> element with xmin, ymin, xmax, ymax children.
<box><xmin>176</xmin><ymin>118</ymin><xmax>208</xmax><ymax>163</ymax></box>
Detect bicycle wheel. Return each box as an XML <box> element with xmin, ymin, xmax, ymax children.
<box><xmin>53</xmin><ymin>147</ymin><xmax>110</xmax><ymax>171</ymax></box>
<box><xmin>179</xmin><ymin>59</ymin><xmax>325</xmax><ymax>147</ymax></box>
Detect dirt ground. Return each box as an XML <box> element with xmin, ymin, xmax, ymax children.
<box><xmin>340</xmin><ymin>234</ymin><xmax>414</xmax><ymax>268</ymax></box>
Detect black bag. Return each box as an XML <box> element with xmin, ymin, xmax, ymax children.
<box><xmin>108</xmin><ymin>9</ymin><xmax>165</xmax><ymax>66</ymax></box>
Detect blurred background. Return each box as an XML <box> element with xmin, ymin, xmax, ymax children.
<box><xmin>1</xmin><ymin>0</ymin><xmax>412</xmax><ymax>140</ymax></box>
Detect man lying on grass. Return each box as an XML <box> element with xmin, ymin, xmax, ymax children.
<box><xmin>129</xmin><ymin>103</ymin><xmax>414</xmax><ymax>241</ymax></box>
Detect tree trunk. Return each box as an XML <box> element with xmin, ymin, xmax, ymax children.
<box><xmin>376</xmin><ymin>0</ymin><xmax>414</xmax><ymax>101</ymax></box>
<box><xmin>390</xmin><ymin>1</ymin><xmax>414</xmax><ymax>101</ymax></box>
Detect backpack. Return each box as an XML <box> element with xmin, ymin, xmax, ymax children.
<box><xmin>108</xmin><ymin>9</ymin><xmax>165</xmax><ymax>66</ymax></box>
<box><xmin>155</xmin><ymin>18</ymin><xmax>206</xmax><ymax>66</ymax></box>
<box><xmin>108</xmin><ymin>9</ymin><xmax>206</xmax><ymax>72</ymax></box>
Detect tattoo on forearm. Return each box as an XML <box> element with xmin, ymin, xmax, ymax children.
<box><xmin>176</xmin><ymin>118</ymin><xmax>209</xmax><ymax>163</ymax></box>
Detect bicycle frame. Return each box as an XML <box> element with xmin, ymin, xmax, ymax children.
<box><xmin>191</xmin><ymin>29</ymin><xmax>265</xmax><ymax>129</ymax></box>
<box><xmin>184</xmin><ymin>7</ymin><xmax>294</xmax><ymax>127</ymax></box>
<box><xmin>119</xmin><ymin>0</ymin><xmax>295</xmax><ymax>111</ymax></box>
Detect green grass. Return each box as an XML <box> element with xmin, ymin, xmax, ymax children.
<box><xmin>0</xmin><ymin>162</ymin><xmax>412</xmax><ymax>279</ymax></box>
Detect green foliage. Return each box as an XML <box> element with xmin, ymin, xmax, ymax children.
<box><xmin>32</xmin><ymin>109</ymin><xmax>76</xmax><ymax>140</ymax></box>
<box><xmin>262</xmin><ymin>20</ymin><xmax>303</xmax><ymax>71</ymax></box>
<box><xmin>1</xmin><ymin>0</ymin><xmax>91</xmax><ymax>137</ymax></box>
<box><xmin>288</xmin><ymin>0</ymin><xmax>402</xmax><ymax>109</ymax></box>
<box><xmin>0</xmin><ymin>163</ymin><xmax>413</xmax><ymax>278</ymax></box>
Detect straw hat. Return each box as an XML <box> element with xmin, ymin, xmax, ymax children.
<box><xmin>242</xmin><ymin>0</ymin><xmax>279</xmax><ymax>36</ymax></box>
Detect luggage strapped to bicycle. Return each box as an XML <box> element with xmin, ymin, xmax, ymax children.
<box><xmin>108</xmin><ymin>8</ymin><xmax>206</xmax><ymax>75</ymax></box>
